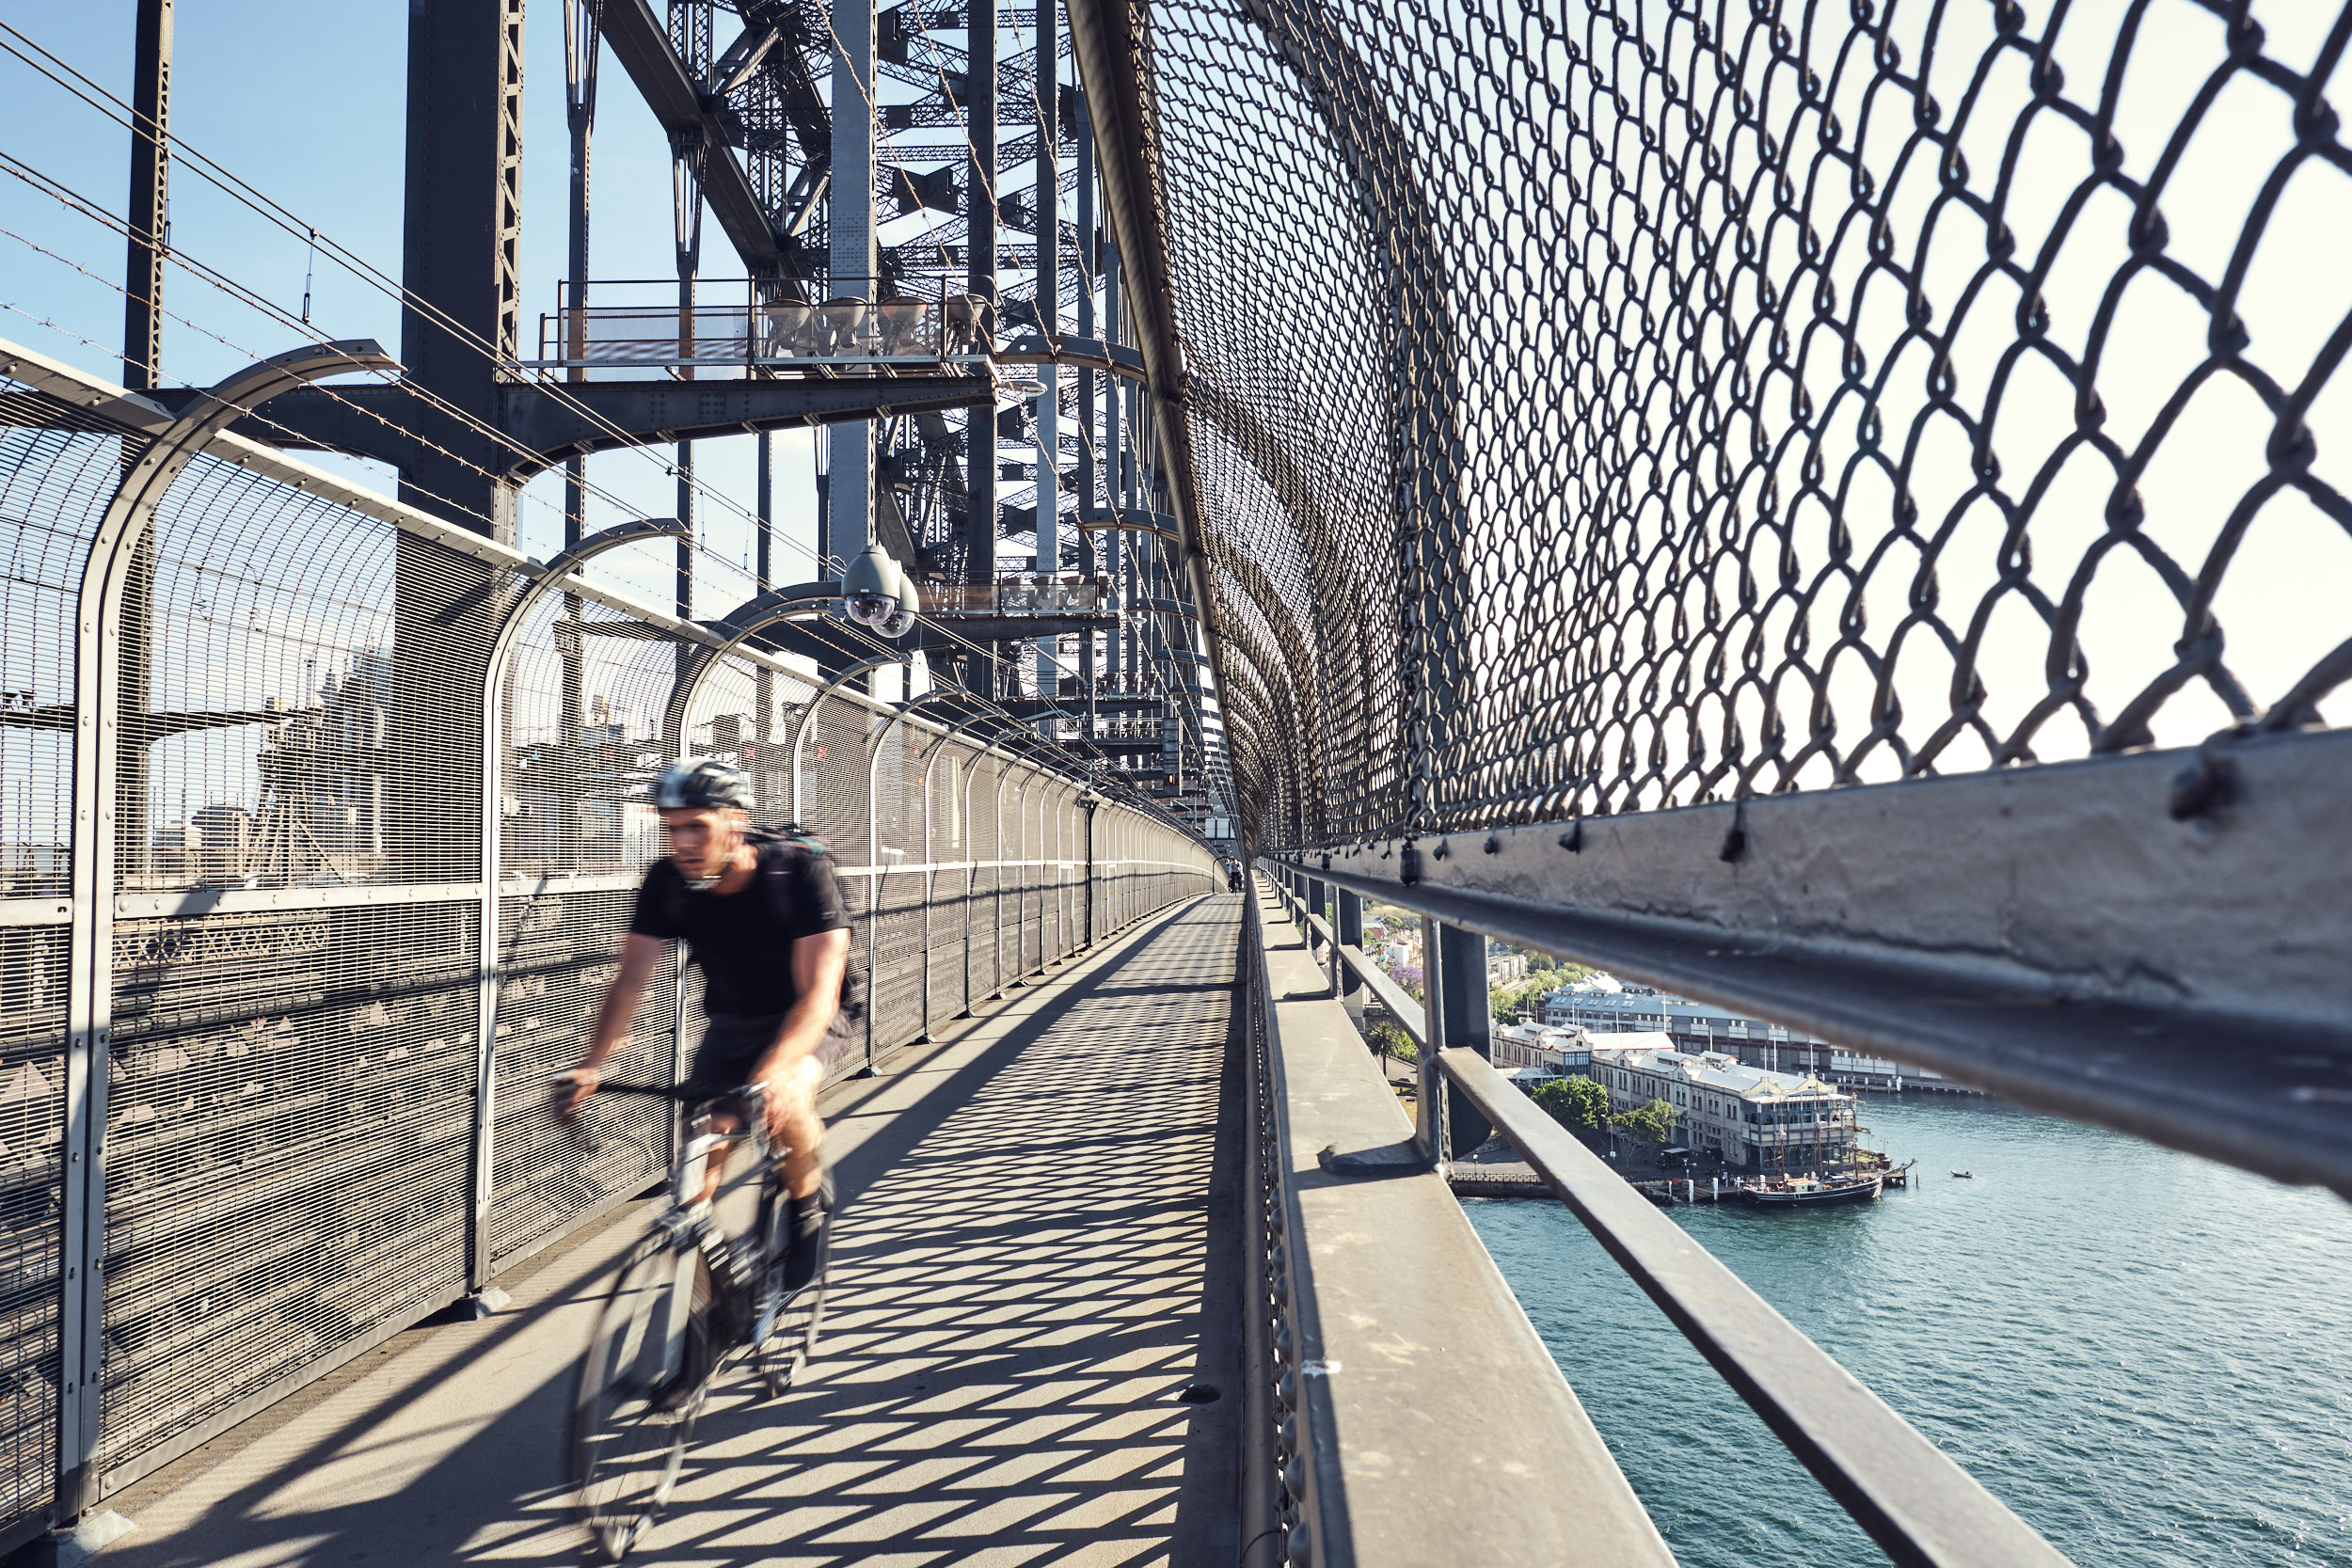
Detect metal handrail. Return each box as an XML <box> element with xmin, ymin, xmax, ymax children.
<box><xmin>1436</xmin><ymin>1047</ymin><xmax>2069</xmax><ymax>1568</ymax></box>
<box><xmin>1260</xmin><ymin>864</ymin><xmax>2072</xmax><ymax>1565</ymax></box>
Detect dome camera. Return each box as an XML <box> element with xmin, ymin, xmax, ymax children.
<box><xmin>875</xmin><ymin>571</ymin><xmax>921</xmax><ymax>639</ymax></box>
<box><xmin>840</xmin><ymin>542</ymin><xmax>920</xmax><ymax>639</ymax></box>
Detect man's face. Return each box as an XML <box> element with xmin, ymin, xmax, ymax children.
<box><xmin>660</xmin><ymin>806</ymin><xmax>743</xmax><ymax>879</ymax></box>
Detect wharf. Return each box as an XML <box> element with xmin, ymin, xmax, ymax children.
<box><xmin>1445</xmin><ymin>1164</ymin><xmax>1740</xmax><ymax>1205</ymax></box>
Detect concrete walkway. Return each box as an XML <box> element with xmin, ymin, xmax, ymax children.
<box><xmin>99</xmin><ymin>894</ymin><xmax>1245</xmax><ymax>1568</ymax></box>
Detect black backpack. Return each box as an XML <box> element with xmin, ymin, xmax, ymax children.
<box><xmin>669</xmin><ymin>824</ymin><xmax>864</xmax><ymax>1022</ymax></box>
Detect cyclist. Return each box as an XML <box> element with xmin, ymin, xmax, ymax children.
<box><xmin>559</xmin><ymin>759</ymin><xmax>850</xmax><ymax>1291</ymax></box>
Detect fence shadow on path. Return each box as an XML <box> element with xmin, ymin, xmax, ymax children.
<box><xmin>87</xmin><ymin>894</ymin><xmax>1244</xmax><ymax>1568</ymax></box>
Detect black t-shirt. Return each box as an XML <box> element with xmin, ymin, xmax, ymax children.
<box><xmin>628</xmin><ymin>836</ymin><xmax>850</xmax><ymax>1018</ymax></box>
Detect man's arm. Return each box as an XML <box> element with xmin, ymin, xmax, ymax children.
<box><xmin>752</xmin><ymin>927</ymin><xmax>851</xmax><ymax>1133</ymax></box>
<box><xmin>560</xmin><ymin>931</ymin><xmax>666</xmax><ymax>1115</ymax></box>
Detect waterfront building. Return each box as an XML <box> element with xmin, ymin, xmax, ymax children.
<box><xmin>1491</xmin><ymin>1022</ymin><xmax>1588</xmax><ymax>1079</ymax></box>
<box><xmin>1588</xmin><ymin>1037</ymin><xmax>1859</xmax><ymax>1172</ymax></box>
<box><xmin>1541</xmin><ymin>980</ymin><xmax>1971</xmax><ymax>1092</ymax></box>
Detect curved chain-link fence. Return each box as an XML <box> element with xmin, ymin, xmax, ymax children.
<box><xmin>1136</xmin><ymin>0</ymin><xmax>2350</xmax><ymax>845</ymax></box>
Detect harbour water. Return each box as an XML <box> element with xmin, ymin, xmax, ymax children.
<box><xmin>1465</xmin><ymin>1095</ymin><xmax>2352</xmax><ymax>1566</ymax></box>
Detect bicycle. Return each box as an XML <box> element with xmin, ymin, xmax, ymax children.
<box><xmin>564</xmin><ymin>1080</ymin><xmax>833</xmax><ymax>1560</ymax></box>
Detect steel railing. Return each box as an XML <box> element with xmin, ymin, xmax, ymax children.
<box><xmin>1258</xmin><ymin>868</ymin><xmax>2070</xmax><ymax>1568</ymax></box>
<box><xmin>0</xmin><ymin>335</ymin><xmax>1223</xmax><ymax>1553</ymax></box>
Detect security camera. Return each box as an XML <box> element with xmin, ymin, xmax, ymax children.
<box><xmin>840</xmin><ymin>542</ymin><xmax>918</xmax><ymax>639</ymax></box>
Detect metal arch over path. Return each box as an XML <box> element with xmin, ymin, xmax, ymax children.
<box><xmin>60</xmin><ymin>340</ymin><xmax>398</xmax><ymax>1515</ymax></box>
<box><xmin>469</xmin><ymin>514</ymin><xmax>691</xmax><ymax>1291</ymax></box>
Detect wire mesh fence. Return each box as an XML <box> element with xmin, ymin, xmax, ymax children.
<box><xmin>1135</xmin><ymin>0</ymin><xmax>2352</xmax><ymax>845</ymax></box>
<box><xmin>0</xmin><ymin>343</ymin><xmax>1217</xmax><ymax>1543</ymax></box>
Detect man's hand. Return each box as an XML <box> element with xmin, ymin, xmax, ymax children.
<box><xmin>554</xmin><ymin>1065</ymin><xmax>600</xmax><ymax>1122</ymax></box>
<box><xmin>763</xmin><ymin>1083</ymin><xmax>793</xmax><ymax>1148</ymax></box>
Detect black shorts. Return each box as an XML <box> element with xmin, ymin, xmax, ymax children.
<box><xmin>687</xmin><ymin>1012</ymin><xmax>857</xmax><ymax>1098</ymax></box>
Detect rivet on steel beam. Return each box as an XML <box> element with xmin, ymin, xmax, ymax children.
<box><xmin>1558</xmin><ymin>820</ymin><xmax>1582</xmax><ymax>852</ymax></box>
<box><xmin>1720</xmin><ymin>805</ymin><xmax>1748</xmax><ymax>863</ymax></box>
<box><xmin>1483</xmin><ymin>833</ymin><xmax>1500</xmax><ymax>854</ymax></box>
<box><xmin>2168</xmin><ymin>745</ymin><xmax>2234</xmax><ymax>822</ymax></box>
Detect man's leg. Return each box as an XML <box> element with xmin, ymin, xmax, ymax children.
<box><xmin>695</xmin><ymin>1111</ymin><xmax>740</xmax><ymax>1208</ymax></box>
<box><xmin>772</xmin><ymin>1053</ymin><xmax>826</xmax><ymax>1199</ymax></box>
<box><xmin>772</xmin><ymin>1054</ymin><xmax>829</xmax><ymax>1291</ymax></box>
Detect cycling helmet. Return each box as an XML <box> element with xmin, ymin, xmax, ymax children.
<box><xmin>654</xmin><ymin>759</ymin><xmax>755</xmax><ymax>812</ymax></box>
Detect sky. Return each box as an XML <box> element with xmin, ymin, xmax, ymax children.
<box><xmin>0</xmin><ymin>0</ymin><xmax>834</xmax><ymax>603</ymax></box>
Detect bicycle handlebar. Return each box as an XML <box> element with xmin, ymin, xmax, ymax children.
<box><xmin>562</xmin><ymin>1078</ymin><xmax>768</xmax><ymax>1102</ymax></box>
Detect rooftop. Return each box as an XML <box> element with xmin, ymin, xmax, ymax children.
<box><xmin>1588</xmin><ymin>1039</ymin><xmax>1851</xmax><ymax>1103</ymax></box>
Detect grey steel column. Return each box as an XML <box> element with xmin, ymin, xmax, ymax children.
<box><xmin>1304</xmin><ymin>876</ymin><xmax>1326</xmax><ymax>979</ymax></box>
<box><xmin>121</xmin><ymin>0</ymin><xmax>171</xmax><ymax>391</ymax></box>
<box><xmin>964</xmin><ymin>0</ymin><xmax>998</xmax><ymax>697</ymax></box>
<box><xmin>755</xmin><ymin>433</ymin><xmax>775</xmax><ymax>767</ymax></box>
<box><xmin>673</xmin><ymin>135</ymin><xmax>704</xmax><ymax>660</ymax></box>
<box><xmin>827</xmin><ymin>0</ymin><xmax>876</xmax><ymax>571</ymax></box>
<box><xmin>1082</xmin><ymin>797</ymin><xmax>1096</xmax><ymax>945</ymax></box>
<box><xmin>113</xmin><ymin>0</ymin><xmax>176</xmax><ymax>887</ymax></box>
<box><xmin>1074</xmin><ymin>87</ymin><xmax>1098</xmax><ymax>742</ymax></box>
<box><xmin>1434</xmin><ymin>922</ymin><xmax>1493</xmax><ymax>1157</ymax></box>
<box><xmin>393</xmin><ymin>0</ymin><xmax>523</xmax><ymax>911</ymax></box>
<box><xmin>1335</xmin><ymin>886</ymin><xmax>1363</xmax><ymax>1014</ymax></box>
<box><xmin>1031</xmin><ymin>0</ymin><xmax>1058</xmax><ymax>720</ymax></box>
<box><xmin>561</xmin><ymin>0</ymin><xmax>597</xmax><ymax>794</ymax></box>
<box><xmin>397</xmin><ymin>0</ymin><xmax>524</xmax><ymax>541</ymax></box>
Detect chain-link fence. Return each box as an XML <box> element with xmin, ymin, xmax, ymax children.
<box><xmin>1129</xmin><ymin>0</ymin><xmax>2351</xmax><ymax>845</ymax></box>
<box><xmin>0</xmin><ymin>340</ymin><xmax>1216</xmax><ymax>1547</ymax></box>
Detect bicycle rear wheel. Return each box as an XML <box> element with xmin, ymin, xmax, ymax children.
<box><xmin>753</xmin><ymin>1188</ymin><xmax>832</xmax><ymax>1399</ymax></box>
<box><xmin>571</xmin><ymin>1236</ymin><xmax>707</xmax><ymax>1560</ymax></box>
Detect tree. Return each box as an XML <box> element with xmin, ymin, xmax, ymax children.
<box><xmin>1610</xmin><ymin>1097</ymin><xmax>1681</xmax><ymax>1147</ymax></box>
<box><xmin>1367</xmin><ymin>1019</ymin><xmax>1417</xmax><ymax>1064</ymax></box>
<box><xmin>1388</xmin><ymin>962</ymin><xmax>1423</xmax><ymax>1000</ymax></box>
<box><xmin>1531</xmin><ymin>1075</ymin><xmax>1609</xmax><ymax>1133</ymax></box>
<box><xmin>1488</xmin><ymin>977</ymin><xmax>1552</xmax><ymax>1023</ymax></box>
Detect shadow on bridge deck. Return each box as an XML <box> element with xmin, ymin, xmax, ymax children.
<box><xmin>97</xmin><ymin>894</ymin><xmax>1247</xmax><ymax>1568</ymax></box>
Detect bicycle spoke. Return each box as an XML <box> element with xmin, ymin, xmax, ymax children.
<box><xmin>570</xmin><ymin>1239</ymin><xmax>699</xmax><ymax>1560</ymax></box>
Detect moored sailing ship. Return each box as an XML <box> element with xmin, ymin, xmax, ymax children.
<box><xmin>1736</xmin><ymin>1171</ymin><xmax>1885</xmax><ymax>1207</ymax></box>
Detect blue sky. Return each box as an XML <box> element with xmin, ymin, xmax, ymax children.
<box><xmin>0</xmin><ymin>0</ymin><xmax>831</xmax><ymax>596</ymax></box>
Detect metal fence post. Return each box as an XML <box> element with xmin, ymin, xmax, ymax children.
<box><xmin>1335</xmin><ymin>887</ymin><xmax>1363</xmax><ymax>1014</ymax></box>
<box><xmin>1434</xmin><ymin>922</ymin><xmax>1493</xmax><ymax>1157</ymax></box>
<box><xmin>962</xmin><ymin>746</ymin><xmax>981</xmax><ymax>1013</ymax></box>
<box><xmin>1083</xmin><ymin>795</ymin><xmax>1097</xmax><ymax>945</ymax></box>
<box><xmin>919</xmin><ymin>731</ymin><xmax>933</xmax><ymax>1041</ymax></box>
<box><xmin>992</xmin><ymin>762</ymin><xmax>1009</xmax><ymax>997</ymax></box>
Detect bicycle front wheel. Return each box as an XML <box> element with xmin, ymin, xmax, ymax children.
<box><xmin>571</xmin><ymin>1236</ymin><xmax>707</xmax><ymax>1560</ymax></box>
<box><xmin>754</xmin><ymin>1195</ymin><xmax>832</xmax><ymax>1399</ymax></box>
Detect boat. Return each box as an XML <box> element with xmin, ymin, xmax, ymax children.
<box><xmin>1951</xmin><ymin>1169</ymin><xmax>1974</xmax><ymax>1179</ymax></box>
<box><xmin>1736</xmin><ymin>1171</ymin><xmax>1883</xmax><ymax>1208</ymax></box>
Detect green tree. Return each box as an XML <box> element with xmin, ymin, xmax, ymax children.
<box><xmin>1488</xmin><ymin>977</ymin><xmax>1551</xmax><ymax>1023</ymax></box>
<box><xmin>1531</xmin><ymin>1075</ymin><xmax>1609</xmax><ymax>1133</ymax></box>
<box><xmin>1366</xmin><ymin>1019</ymin><xmax>1418</xmax><ymax>1064</ymax></box>
<box><xmin>1609</xmin><ymin>1097</ymin><xmax>1681</xmax><ymax>1147</ymax></box>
